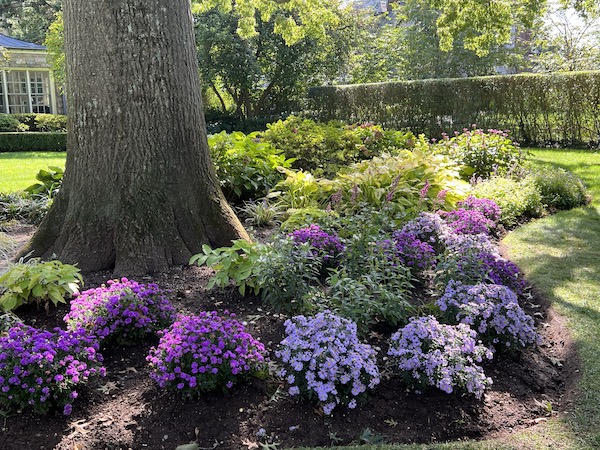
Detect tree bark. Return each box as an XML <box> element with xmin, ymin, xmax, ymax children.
<box><xmin>21</xmin><ymin>0</ymin><xmax>249</xmax><ymax>275</ymax></box>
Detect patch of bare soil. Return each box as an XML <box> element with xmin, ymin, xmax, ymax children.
<box><xmin>0</xmin><ymin>228</ymin><xmax>580</xmax><ymax>450</ymax></box>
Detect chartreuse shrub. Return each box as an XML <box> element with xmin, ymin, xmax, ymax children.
<box><xmin>276</xmin><ymin>310</ymin><xmax>380</xmax><ymax>415</ymax></box>
<box><xmin>471</xmin><ymin>175</ymin><xmax>544</xmax><ymax>227</ymax></box>
<box><xmin>147</xmin><ymin>311</ymin><xmax>266</xmax><ymax>396</ymax></box>
<box><xmin>208</xmin><ymin>130</ymin><xmax>294</xmax><ymax>203</ymax></box>
<box><xmin>64</xmin><ymin>278</ymin><xmax>176</xmax><ymax>346</ymax></box>
<box><xmin>260</xmin><ymin>115</ymin><xmax>415</xmax><ymax>177</ymax></box>
<box><xmin>0</xmin><ymin>324</ymin><xmax>105</xmax><ymax>415</ymax></box>
<box><xmin>274</xmin><ymin>145</ymin><xmax>470</xmax><ymax>214</ymax></box>
<box><xmin>0</xmin><ymin>259</ymin><xmax>82</xmax><ymax>312</ymax></box>
<box><xmin>388</xmin><ymin>316</ymin><xmax>493</xmax><ymax>398</ymax></box>
<box><xmin>437</xmin><ymin>281</ymin><xmax>540</xmax><ymax>350</ymax></box>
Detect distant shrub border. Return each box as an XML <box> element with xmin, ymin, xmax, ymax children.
<box><xmin>0</xmin><ymin>132</ymin><xmax>67</xmax><ymax>152</ymax></box>
<box><xmin>308</xmin><ymin>71</ymin><xmax>600</xmax><ymax>147</ymax></box>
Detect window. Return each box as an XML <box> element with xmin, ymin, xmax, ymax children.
<box><xmin>0</xmin><ymin>70</ymin><xmax>53</xmax><ymax>114</ymax></box>
<box><xmin>5</xmin><ymin>70</ymin><xmax>29</xmax><ymax>113</ymax></box>
<box><xmin>0</xmin><ymin>75</ymin><xmax>5</xmax><ymax>113</ymax></box>
<box><xmin>29</xmin><ymin>71</ymin><xmax>52</xmax><ymax>114</ymax></box>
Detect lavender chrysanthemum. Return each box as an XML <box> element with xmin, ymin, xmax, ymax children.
<box><xmin>388</xmin><ymin>316</ymin><xmax>492</xmax><ymax>398</ymax></box>
<box><xmin>276</xmin><ymin>311</ymin><xmax>380</xmax><ymax>415</ymax></box>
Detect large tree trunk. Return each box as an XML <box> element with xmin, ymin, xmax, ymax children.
<box><xmin>20</xmin><ymin>0</ymin><xmax>249</xmax><ymax>275</ymax></box>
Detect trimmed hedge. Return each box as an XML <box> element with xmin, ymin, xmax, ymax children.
<box><xmin>0</xmin><ymin>132</ymin><xmax>67</xmax><ymax>152</ymax></box>
<box><xmin>307</xmin><ymin>71</ymin><xmax>600</xmax><ymax>147</ymax></box>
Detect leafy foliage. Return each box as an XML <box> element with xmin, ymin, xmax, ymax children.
<box><xmin>25</xmin><ymin>166</ymin><xmax>63</xmax><ymax>198</ymax></box>
<box><xmin>434</xmin><ymin>127</ymin><xmax>527</xmax><ymax>178</ymax></box>
<box><xmin>0</xmin><ymin>259</ymin><xmax>82</xmax><ymax>312</ymax></box>
<box><xmin>0</xmin><ymin>192</ymin><xmax>51</xmax><ymax>225</ymax></box>
<box><xmin>530</xmin><ymin>166</ymin><xmax>590</xmax><ymax>210</ymax></box>
<box><xmin>471</xmin><ymin>175</ymin><xmax>544</xmax><ymax>226</ymax></box>
<box><xmin>208</xmin><ymin>131</ymin><xmax>294</xmax><ymax>203</ymax></box>
<box><xmin>261</xmin><ymin>116</ymin><xmax>415</xmax><ymax>177</ymax></box>
<box><xmin>190</xmin><ymin>240</ymin><xmax>262</xmax><ymax>296</ymax></box>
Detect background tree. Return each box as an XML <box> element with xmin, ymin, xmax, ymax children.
<box><xmin>532</xmin><ymin>2</ymin><xmax>600</xmax><ymax>72</ymax></box>
<box><xmin>0</xmin><ymin>0</ymin><xmax>61</xmax><ymax>44</ymax></box>
<box><xmin>195</xmin><ymin>4</ymin><xmax>352</xmax><ymax>120</ymax></box>
<box><xmin>348</xmin><ymin>0</ymin><xmax>529</xmax><ymax>82</ymax></box>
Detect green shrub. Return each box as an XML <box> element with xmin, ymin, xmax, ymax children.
<box><xmin>0</xmin><ymin>114</ymin><xmax>21</xmax><ymax>132</ymax></box>
<box><xmin>0</xmin><ymin>232</ymin><xmax>17</xmax><ymax>260</ymax></box>
<box><xmin>308</xmin><ymin>71</ymin><xmax>600</xmax><ymax>147</ymax></box>
<box><xmin>434</xmin><ymin>127</ymin><xmax>527</xmax><ymax>178</ymax></box>
<box><xmin>260</xmin><ymin>115</ymin><xmax>415</xmax><ymax>177</ymax></box>
<box><xmin>208</xmin><ymin>130</ymin><xmax>294</xmax><ymax>203</ymax></box>
<box><xmin>0</xmin><ymin>132</ymin><xmax>67</xmax><ymax>152</ymax></box>
<box><xmin>530</xmin><ymin>166</ymin><xmax>589</xmax><ymax>210</ymax></box>
<box><xmin>0</xmin><ymin>259</ymin><xmax>83</xmax><ymax>312</ymax></box>
<box><xmin>11</xmin><ymin>114</ymin><xmax>67</xmax><ymax>132</ymax></box>
<box><xmin>0</xmin><ymin>192</ymin><xmax>51</xmax><ymax>225</ymax></box>
<box><xmin>471</xmin><ymin>176</ymin><xmax>544</xmax><ymax>226</ymax></box>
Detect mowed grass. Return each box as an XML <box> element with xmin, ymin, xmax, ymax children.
<box><xmin>0</xmin><ymin>152</ymin><xmax>66</xmax><ymax>193</ymax></box>
<box><xmin>501</xmin><ymin>148</ymin><xmax>600</xmax><ymax>448</ymax></box>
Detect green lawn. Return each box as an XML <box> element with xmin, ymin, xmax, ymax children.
<box><xmin>0</xmin><ymin>152</ymin><xmax>66</xmax><ymax>193</ymax></box>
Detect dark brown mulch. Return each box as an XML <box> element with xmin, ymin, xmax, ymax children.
<box><xmin>0</xmin><ymin>262</ymin><xmax>579</xmax><ymax>450</ymax></box>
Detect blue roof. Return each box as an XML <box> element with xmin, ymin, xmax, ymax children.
<box><xmin>0</xmin><ymin>34</ymin><xmax>46</xmax><ymax>50</ymax></box>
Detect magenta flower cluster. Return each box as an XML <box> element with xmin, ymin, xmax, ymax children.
<box><xmin>388</xmin><ymin>316</ymin><xmax>493</xmax><ymax>398</ymax></box>
<box><xmin>437</xmin><ymin>281</ymin><xmax>540</xmax><ymax>349</ymax></box>
<box><xmin>391</xmin><ymin>230</ymin><xmax>437</xmax><ymax>273</ymax></box>
<box><xmin>276</xmin><ymin>311</ymin><xmax>380</xmax><ymax>415</ymax></box>
<box><xmin>0</xmin><ymin>324</ymin><xmax>105</xmax><ymax>415</ymax></box>
<box><xmin>147</xmin><ymin>311</ymin><xmax>266</xmax><ymax>396</ymax></box>
<box><xmin>64</xmin><ymin>278</ymin><xmax>176</xmax><ymax>346</ymax></box>
<box><xmin>440</xmin><ymin>208</ymin><xmax>495</xmax><ymax>235</ymax></box>
<box><xmin>458</xmin><ymin>196</ymin><xmax>502</xmax><ymax>223</ymax></box>
<box><xmin>289</xmin><ymin>224</ymin><xmax>345</xmax><ymax>265</ymax></box>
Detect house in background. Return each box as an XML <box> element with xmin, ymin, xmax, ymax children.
<box><xmin>0</xmin><ymin>33</ymin><xmax>63</xmax><ymax>115</ymax></box>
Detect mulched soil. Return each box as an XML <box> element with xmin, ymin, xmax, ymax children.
<box><xmin>0</xmin><ymin>231</ymin><xmax>580</xmax><ymax>450</ymax></box>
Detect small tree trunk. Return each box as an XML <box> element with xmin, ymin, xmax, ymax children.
<box><xmin>21</xmin><ymin>0</ymin><xmax>249</xmax><ymax>275</ymax></box>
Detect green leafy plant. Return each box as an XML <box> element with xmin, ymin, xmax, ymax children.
<box><xmin>25</xmin><ymin>166</ymin><xmax>64</xmax><ymax>198</ymax></box>
<box><xmin>0</xmin><ymin>114</ymin><xmax>21</xmax><ymax>132</ymax></box>
<box><xmin>189</xmin><ymin>240</ymin><xmax>261</xmax><ymax>296</ymax></box>
<box><xmin>237</xmin><ymin>198</ymin><xmax>285</xmax><ymax>227</ymax></box>
<box><xmin>0</xmin><ymin>259</ymin><xmax>82</xmax><ymax>312</ymax></box>
<box><xmin>208</xmin><ymin>131</ymin><xmax>294</xmax><ymax>203</ymax></box>
<box><xmin>0</xmin><ymin>192</ymin><xmax>51</xmax><ymax>225</ymax></box>
<box><xmin>435</xmin><ymin>127</ymin><xmax>527</xmax><ymax>178</ymax></box>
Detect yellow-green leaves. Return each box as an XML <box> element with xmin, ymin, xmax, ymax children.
<box><xmin>0</xmin><ymin>259</ymin><xmax>82</xmax><ymax>312</ymax></box>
